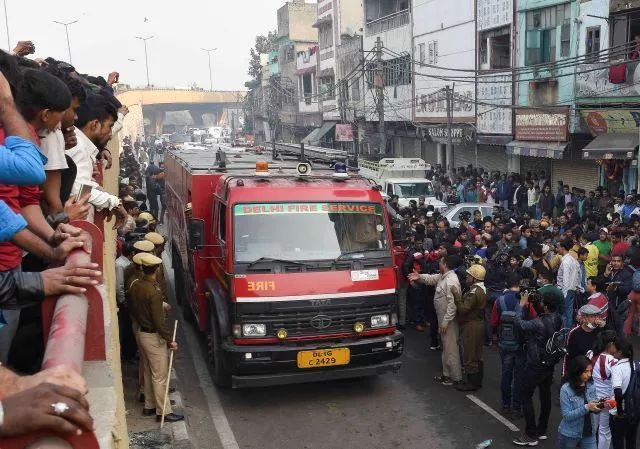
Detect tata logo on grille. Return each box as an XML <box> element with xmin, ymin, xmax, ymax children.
<box><xmin>310</xmin><ymin>315</ymin><xmax>332</xmax><ymax>330</ymax></box>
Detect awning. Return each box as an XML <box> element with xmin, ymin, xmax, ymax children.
<box><xmin>477</xmin><ymin>135</ymin><xmax>513</xmax><ymax>146</ymax></box>
<box><xmin>302</xmin><ymin>121</ymin><xmax>337</xmax><ymax>145</ymax></box>
<box><xmin>312</xmin><ymin>16</ymin><xmax>332</xmax><ymax>28</ymax></box>
<box><xmin>582</xmin><ymin>133</ymin><xmax>638</xmax><ymax>160</ymax></box>
<box><xmin>295</xmin><ymin>66</ymin><xmax>316</xmax><ymax>76</ymax></box>
<box><xmin>318</xmin><ymin>67</ymin><xmax>335</xmax><ymax>78</ymax></box>
<box><xmin>506</xmin><ymin>140</ymin><xmax>568</xmax><ymax>159</ymax></box>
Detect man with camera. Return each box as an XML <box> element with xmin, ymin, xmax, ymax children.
<box><xmin>512</xmin><ymin>292</ymin><xmax>563</xmax><ymax>446</ymax></box>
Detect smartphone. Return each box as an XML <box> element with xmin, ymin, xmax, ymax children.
<box><xmin>75</xmin><ymin>184</ymin><xmax>92</xmax><ymax>202</ymax></box>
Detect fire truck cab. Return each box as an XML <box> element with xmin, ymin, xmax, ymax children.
<box><xmin>165</xmin><ymin>146</ymin><xmax>403</xmax><ymax>388</ymax></box>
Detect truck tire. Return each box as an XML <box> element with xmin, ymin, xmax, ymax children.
<box><xmin>208</xmin><ymin>312</ymin><xmax>231</xmax><ymax>388</ymax></box>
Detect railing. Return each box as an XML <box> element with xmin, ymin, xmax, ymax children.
<box><xmin>3</xmin><ymin>159</ymin><xmax>120</xmax><ymax>449</ymax></box>
<box><xmin>273</xmin><ymin>141</ymin><xmax>347</xmax><ymax>162</ymax></box>
<box><xmin>365</xmin><ymin>10</ymin><xmax>410</xmax><ymax>36</ymax></box>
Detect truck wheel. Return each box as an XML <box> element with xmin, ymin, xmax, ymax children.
<box><xmin>208</xmin><ymin>313</ymin><xmax>231</xmax><ymax>388</ymax></box>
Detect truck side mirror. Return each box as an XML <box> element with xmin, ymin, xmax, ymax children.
<box><xmin>188</xmin><ymin>219</ymin><xmax>205</xmax><ymax>250</ymax></box>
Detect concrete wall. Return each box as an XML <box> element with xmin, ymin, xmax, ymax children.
<box><xmin>285</xmin><ymin>1</ymin><xmax>318</xmax><ymax>42</ymax></box>
<box><xmin>413</xmin><ymin>0</ymin><xmax>476</xmax><ymax>123</ymax></box>
<box><xmin>339</xmin><ymin>0</ymin><xmax>364</xmax><ymax>36</ymax></box>
<box><xmin>83</xmin><ymin>137</ymin><xmax>129</xmax><ymax>449</ymax></box>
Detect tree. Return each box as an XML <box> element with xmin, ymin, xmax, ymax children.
<box><xmin>247</xmin><ymin>31</ymin><xmax>278</xmax><ymax>81</ymax></box>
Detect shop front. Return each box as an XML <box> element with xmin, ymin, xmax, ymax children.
<box><xmin>580</xmin><ymin>109</ymin><xmax>640</xmax><ymax>195</ymax></box>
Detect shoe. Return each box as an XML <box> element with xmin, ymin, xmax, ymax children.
<box><xmin>454</xmin><ymin>381</ymin><xmax>478</xmax><ymax>392</ymax></box>
<box><xmin>434</xmin><ymin>375</ymin><xmax>452</xmax><ymax>386</ymax></box>
<box><xmin>138</xmin><ymin>393</ymin><xmax>145</xmax><ymax>403</ymax></box>
<box><xmin>429</xmin><ymin>345</ymin><xmax>441</xmax><ymax>351</ymax></box>
<box><xmin>537</xmin><ymin>434</ymin><xmax>547</xmax><ymax>441</ymax></box>
<box><xmin>512</xmin><ymin>435</ymin><xmax>538</xmax><ymax>446</ymax></box>
<box><xmin>142</xmin><ymin>408</ymin><xmax>156</xmax><ymax>416</ymax></box>
<box><xmin>156</xmin><ymin>413</ymin><xmax>184</xmax><ymax>423</ymax></box>
<box><xmin>416</xmin><ymin>324</ymin><xmax>426</xmax><ymax>332</ymax></box>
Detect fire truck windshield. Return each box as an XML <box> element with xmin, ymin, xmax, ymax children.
<box><xmin>233</xmin><ymin>202</ymin><xmax>389</xmax><ymax>263</ymax></box>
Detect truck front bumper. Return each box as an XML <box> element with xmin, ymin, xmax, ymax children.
<box><xmin>221</xmin><ymin>331</ymin><xmax>404</xmax><ymax>388</ymax></box>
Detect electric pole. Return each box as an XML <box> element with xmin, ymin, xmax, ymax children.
<box><xmin>136</xmin><ymin>35</ymin><xmax>154</xmax><ymax>87</ymax></box>
<box><xmin>53</xmin><ymin>20</ymin><xmax>78</xmax><ymax>64</ymax></box>
<box><xmin>445</xmin><ymin>84</ymin><xmax>455</xmax><ymax>173</ymax></box>
<box><xmin>375</xmin><ymin>37</ymin><xmax>386</xmax><ymax>155</ymax></box>
<box><xmin>201</xmin><ymin>47</ymin><xmax>217</xmax><ymax>91</ymax></box>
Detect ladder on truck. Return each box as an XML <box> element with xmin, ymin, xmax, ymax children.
<box><xmin>358</xmin><ymin>158</ymin><xmax>431</xmax><ymax>178</ymax></box>
<box><xmin>270</xmin><ymin>142</ymin><xmax>347</xmax><ymax>163</ymax></box>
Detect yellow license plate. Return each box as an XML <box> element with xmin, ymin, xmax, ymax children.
<box><xmin>297</xmin><ymin>348</ymin><xmax>350</xmax><ymax>369</ymax></box>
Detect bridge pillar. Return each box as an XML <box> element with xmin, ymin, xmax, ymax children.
<box><xmin>189</xmin><ymin>110</ymin><xmax>204</xmax><ymax>127</ymax></box>
<box><xmin>147</xmin><ymin>109</ymin><xmax>165</xmax><ymax>135</ymax></box>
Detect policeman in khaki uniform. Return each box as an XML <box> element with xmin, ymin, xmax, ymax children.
<box><xmin>455</xmin><ymin>264</ymin><xmax>487</xmax><ymax>392</ymax></box>
<box><xmin>124</xmin><ymin>240</ymin><xmax>155</xmax><ymax>292</ymax></box>
<box><xmin>128</xmin><ymin>253</ymin><xmax>184</xmax><ymax>422</ymax></box>
<box><xmin>145</xmin><ymin>232</ymin><xmax>167</xmax><ymax>297</ymax></box>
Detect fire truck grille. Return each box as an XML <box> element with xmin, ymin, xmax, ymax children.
<box><xmin>240</xmin><ymin>304</ymin><xmax>393</xmax><ymax>337</ymax></box>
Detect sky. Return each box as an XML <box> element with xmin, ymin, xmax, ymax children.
<box><xmin>2</xmin><ymin>0</ymin><xmax>302</xmax><ymax>91</ymax></box>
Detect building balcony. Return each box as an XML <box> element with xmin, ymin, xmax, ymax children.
<box><xmin>365</xmin><ymin>10</ymin><xmax>410</xmax><ymax>36</ymax></box>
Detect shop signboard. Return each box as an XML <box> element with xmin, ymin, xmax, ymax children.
<box><xmin>514</xmin><ymin>107</ymin><xmax>569</xmax><ymax>141</ymax></box>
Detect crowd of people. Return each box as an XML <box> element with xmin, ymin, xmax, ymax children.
<box><xmin>0</xmin><ymin>39</ymin><xmax>180</xmax><ymax>440</ymax></box>
<box><xmin>395</xmin><ymin>164</ymin><xmax>640</xmax><ymax>447</ymax></box>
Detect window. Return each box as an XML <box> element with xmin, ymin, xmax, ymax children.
<box><xmin>351</xmin><ymin>78</ymin><xmax>360</xmax><ymax>101</ymax></box>
<box><xmin>318</xmin><ymin>76</ymin><xmax>335</xmax><ymax>100</ymax></box>
<box><xmin>525</xmin><ymin>3</ymin><xmax>571</xmax><ymax>66</ymax></box>
<box><xmin>611</xmin><ymin>10</ymin><xmax>640</xmax><ymax>59</ymax></box>
<box><xmin>365</xmin><ymin>0</ymin><xmax>409</xmax><ymax>23</ymax></box>
<box><xmin>319</xmin><ymin>24</ymin><xmax>334</xmax><ymax>50</ymax></box>
<box><xmin>366</xmin><ymin>55</ymin><xmax>411</xmax><ymax>87</ymax></box>
<box><xmin>218</xmin><ymin>204</ymin><xmax>227</xmax><ymax>241</ymax></box>
<box><xmin>428</xmin><ymin>41</ymin><xmax>438</xmax><ymax>64</ymax></box>
<box><xmin>479</xmin><ymin>27</ymin><xmax>511</xmax><ymax>69</ymax></box>
<box><xmin>560</xmin><ymin>23</ymin><xmax>571</xmax><ymax>57</ymax></box>
<box><xmin>418</xmin><ymin>43</ymin><xmax>426</xmax><ymax>63</ymax></box>
<box><xmin>302</xmin><ymin>73</ymin><xmax>313</xmax><ymax>104</ymax></box>
<box><xmin>586</xmin><ymin>27</ymin><xmax>601</xmax><ymax>62</ymax></box>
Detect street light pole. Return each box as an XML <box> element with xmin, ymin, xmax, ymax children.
<box><xmin>3</xmin><ymin>1</ymin><xmax>10</xmax><ymax>50</ymax></box>
<box><xmin>201</xmin><ymin>47</ymin><xmax>217</xmax><ymax>91</ymax></box>
<box><xmin>136</xmin><ymin>35</ymin><xmax>154</xmax><ymax>88</ymax></box>
<box><xmin>53</xmin><ymin>20</ymin><xmax>78</xmax><ymax>63</ymax></box>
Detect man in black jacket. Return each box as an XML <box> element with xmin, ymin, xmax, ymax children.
<box><xmin>512</xmin><ymin>292</ymin><xmax>563</xmax><ymax>446</ymax></box>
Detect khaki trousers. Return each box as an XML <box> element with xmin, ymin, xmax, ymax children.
<box><xmin>459</xmin><ymin>320</ymin><xmax>484</xmax><ymax>374</ymax></box>
<box><xmin>440</xmin><ymin>319</ymin><xmax>462</xmax><ymax>381</ymax></box>
<box><xmin>137</xmin><ymin>331</ymin><xmax>173</xmax><ymax>415</ymax></box>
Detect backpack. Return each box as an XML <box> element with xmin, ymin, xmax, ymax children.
<box><xmin>632</xmin><ymin>269</ymin><xmax>640</xmax><ymax>293</ymax></box>
<box><xmin>497</xmin><ymin>295</ymin><xmax>519</xmax><ymax>351</ymax></box>
<box><xmin>623</xmin><ymin>361</ymin><xmax>640</xmax><ymax>423</ymax></box>
<box><xmin>539</xmin><ymin>316</ymin><xmax>567</xmax><ymax>367</ymax></box>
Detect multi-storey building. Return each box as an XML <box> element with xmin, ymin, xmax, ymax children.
<box><xmin>512</xmin><ymin>0</ymin><xmax>600</xmax><ymax>192</ymax></box>
<box><xmin>362</xmin><ymin>0</ymin><xmax>416</xmax><ymax>155</ymax></box>
<box><xmin>273</xmin><ymin>0</ymin><xmax>318</xmax><ymax>142</ymax></box>
<box><xmin>579</xmin><ymin>0</ymin><xmax>640</xmax><ymax>194</ymax></box>
<box><xmin>412</xmin><ymin>0</ymin><xmax>476</xmax><ymax>169</ymax></box>
<box><xmin>476</xmin><ymin>0</ymin><xmax>514</xmax><ymax>172</ymax></box>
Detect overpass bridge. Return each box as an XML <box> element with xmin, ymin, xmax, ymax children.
<box><xmin>116</xmin><ymin>88</ymin><xmax>245</xmax><ymax>135</ymax></box>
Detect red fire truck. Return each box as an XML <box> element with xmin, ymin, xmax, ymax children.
<box><xmin>165</xmin><ymin>145</ymin><xmax>403</xmax><ymax>387</ymax></box>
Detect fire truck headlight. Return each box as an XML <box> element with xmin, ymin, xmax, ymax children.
<box><xmin>242</xmin><ymin>324</ymin><xmax>267</xmax><ymax>337</ymax></box>
<box><xmin>370</xmin><ymin>314</ymin><xmax>390</xmax><ymax>328</ymax></box>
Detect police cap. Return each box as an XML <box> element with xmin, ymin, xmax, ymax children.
<box><xmin>133</xmin><ymin>240</ymin><xmax>155</xmax><ymax>253</ymax></box>
<box><xmin>138</xmin><ymin>212</ymin><xmax>156</xmax><ymax>224</ymax></box>
<box><xmin>145</xmin><ymin>232</ymin><xmax>165</xmax><ymax>245</ymax></box>
<box><xmin>140</xmin><ymin>253</ymin><xmax>162</xmax><ymax>267</ymax></box>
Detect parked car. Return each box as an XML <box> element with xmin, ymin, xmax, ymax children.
<box><xmin>444</xmin><ymin>203</ymin><xmax>495</xmax><ymax>228</ymax></box>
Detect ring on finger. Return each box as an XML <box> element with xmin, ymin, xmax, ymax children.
<box><xmin>51</xmin><ymin>402</ymin><xmax>70</xmax><ymax>416</ymax></box>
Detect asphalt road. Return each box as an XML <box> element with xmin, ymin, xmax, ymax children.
<box><xmin>164</xmin><ymin>259</ymin><xmax>565</xmax><ymax>449</ymax></box>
